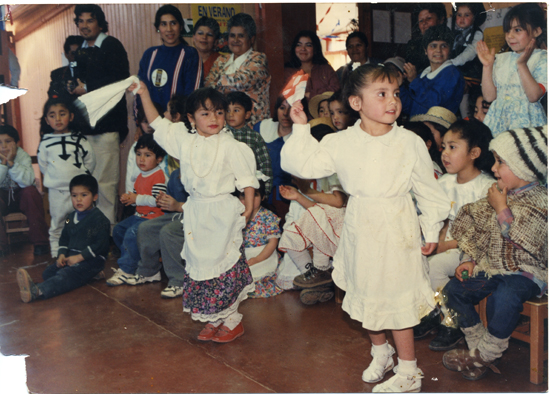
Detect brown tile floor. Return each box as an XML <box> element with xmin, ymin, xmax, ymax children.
<box><xmin>0</xmin><ymin>241</ymin><xmax>547</xmax><ymax>393</ymax></box>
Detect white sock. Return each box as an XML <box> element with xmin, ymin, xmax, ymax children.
<box><xmin>397</xmin><ymin>358</ymin><xmax>417</xmax><ymax>376</ymax></box>
<box><xmin>286</xmin><ymin>249</ymin><xmax>312</xmax><ymax>273</ymax></box>
<box><xmin>209</xmin><ymin>319</ymin><xmax>223</xmax><ymax>327</ymax></box>
<box><xmin>223</xmin><ymin>311</ymin><xmax>243</xmax><ymax>330</ymax></box>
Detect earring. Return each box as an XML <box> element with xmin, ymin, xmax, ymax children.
<box><xmin>157</xmin><ymin>29</ymin><xmax>160</xmax><ymax>33</ymax></box>
<box><xmin>190</xmin><ymin>123</ymin><xmax>197</xmax><ymax>133</ymax></box>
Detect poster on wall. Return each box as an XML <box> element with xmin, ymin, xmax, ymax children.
<box><xmin>191</xmin><ymin>4</ymin><xmax>242</xmax><ymax>33</ymax></box>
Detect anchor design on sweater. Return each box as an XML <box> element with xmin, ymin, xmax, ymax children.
<box><xmin>45</xmin><ymin>135</ymin><xmax>90</xmax><ymax>171</ymax></box>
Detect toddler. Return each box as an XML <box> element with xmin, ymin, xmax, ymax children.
<box><xmin>477</xmin><ymin>3</ymin><xmax>547</xmax><ymax>136</ymax></box>
<box><xmin>108</xmin><ymin>134</ymin><xmax>168</xmax><ymax>285</ymax></box>
<box><xmin>0</xmin><ymin>125</ymin><xmax>49</xmax><ymax>256</ymax></box>
<box><xmin>16</xmin><ymin>174</ymin><xmax>110</xmax><ymax>302</ymax></box>
<box><xmin>442</xmin><ymin>126</ymin><xmax>547</xmax><ymax>381</ymax></box>
<box><xmin>37</xmin><ymin>96</ymin><xmax>96</xmax><ymax>257</ymax></box>
<box><xmin>226</xmin><ymin>91</ymin><xmax>273</xmax><ymax>194</ymax></box>
<box><xmin>414</xmin><ymin>120</ymin><xmax>495</xmax><ymax>351</ymax></box>
<box><xmin>239</xmin><ymin>180</ymin><xmax>282</xmax><ymax>298</ymax></box>
<box><xmin>281</xmin><ymin>64</ymin><xmax>449</xmax><ymax>392</ymax></box>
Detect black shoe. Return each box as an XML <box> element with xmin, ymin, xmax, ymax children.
<box><xmin>33</xmin><ymin>244</ymin><xmax>50</xmax><ymax>256</ymax></box>
<box><xmin>300</xmin><ymin>284</ymin><xmax>335</xmax><ymax>305</ymax></box>
<box><xmin>413</xmin><ymin>308</ymin><xmax>441</xmax><ymax>339</ymax></box>
<box><xmin>429</xmin><ymin>325</ymin><xmax>464</xmax><ymax>351</ymax></box>
<box><xmin>293</xmin><ymin>263</ymin><xmax>333</xmax><ymax>289</ymax></box>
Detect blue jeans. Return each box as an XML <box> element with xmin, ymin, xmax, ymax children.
<box><xmin>444</xmin><ymin>273</ymin><xmax>541</xmax><ymax>339</ymax></box>
<box><xmin>38</xmin><ymin>257</ymin><xmax>104</xmax><ymax>299</ymax></box>
<box><xmin>112</xmin><ymin>215</ymin><xmax>147</xmax><ymax>274</ymax></box>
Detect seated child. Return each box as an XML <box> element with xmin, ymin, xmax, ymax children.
<box><xmin>226</xmin><ymin>91</ymin><xmax>273</xmax><ymax>195</ymax></box>
<box><xmin>328</xmin><ymin>89</ymin><xmax>358</xmax><ymax>131</ymax></box>
<box><xmin>122</xmin><ymin>167</ymin><xmax>189</xmax><ymax>299</ymax></box>
<box><xmin>126</xmin><ymin>102</ymin><xmax>167</xmax><ymax>195</ymax></box>
<box><xmin>278</xmin><ymin>171</ymin><xmax>348</xmax><ymax>305</ymax></box>
<box><xmin>308</xmin><ymin>91</ymin><xmax>333</xmax><ymax>119</ymax></box>
<box><xmin>108</xmin><ymin>134</ymin><xmax>168</xmax><ymax>286</ymax></box>
<box><xmin>415</xmin><ymin>120</ymin><xmax>495</xmax><ymax>351</ymax></box>
<box><xmin>468</xmin><ymin>86</ymin><xmax>491</xmax><ymax>123</ymax></box>
<box><xmin>38</xmin><ymin>96</ymin><xmax>96</xmax><ymax>257</ymax></box>
<box><xmin>16</xmin><ymin>174</ymin><xmax>110</xmax><ymax>302</ymax></box>
<box><xmin>442</xmin><ymin>126</ymin><xmax>547</xmax><ymax>381</ymax></box>
<box><xmin>410</xmin><ymin>106</ymin><xmax>457</xmax><ymax>151</ymax></box>
<box><xmin>239</xmin><ymin>180</ymin><xmax>282</xmax><ymax>298</ymax></box>
<box><xmin>0</xmin><ymin>125</ymin><xmax>49</xmax><ymax>256</ymax></box>
<box><xmin>404</xmin><ymin>121</ymin><xmax>444</xmax><ymax>178</ymax></box>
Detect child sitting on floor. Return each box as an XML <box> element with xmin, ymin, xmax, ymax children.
<box><xmin>239</xmin><ymin>180</ymin><xmax>282</xmax><ymax>298</ymax></box>
<box><xmin>16</xmin><ymin>174</ymin><xmax>110</xmax><ymax>302</ymax></box>
<box><xmin>442</xmin><ymin>126</ymin><xmax>547</xmax><ymax>381</ymax></box>
<box><xmin>108</xmin><ymin>134</ymin><xmax>168</xmax><ymax>286</ymax></box>
<box><xmin>0</xmin><ymin>125</ymin><xmax>49</xmax><ymax>257</ymax></box>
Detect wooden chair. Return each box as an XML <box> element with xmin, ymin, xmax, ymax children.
<box><xmin>479</xmin><ymin>295</ymin><xmax>548</xmax><ymax>384</ymax></box>
<box><xmin>3</xmin><ymin>212</ymin><xmax>30</xmax><ymax>251</ymax></box>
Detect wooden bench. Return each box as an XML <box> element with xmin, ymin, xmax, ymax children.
<box><xmin>3</xmin><ymin>212</ymin><xmax>29</xmax><ymax>251</ymax></box>
<box><xmin>479</xmin><ymin>295</ymin><xmax>548</xmax><ymax>384</ymax></box>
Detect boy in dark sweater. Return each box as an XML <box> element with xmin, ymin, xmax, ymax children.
<box><xmin>17</xmin><ymin>174</ymin><xmax>110</xmax><ymax>302</ymax></box>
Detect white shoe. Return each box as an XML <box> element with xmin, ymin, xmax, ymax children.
<box><xmin>124</xmin><ymin>272</ymin><xmax>162</xmax><ymax>286</ymax></box>
<box><xmin>106</xmin><ymin>268</ymin><xmax>134</xmax><ymax>286</ymax></box>
<box><xmin>161</xmin><ymin>285</ymin><xmax>184</xmax><ymax>299</ymax></box>
<box><xmin>372</xmin><ymin>365</ymin><xmax>423</xmax><ymax>393</ymax></box>
<box><xmin>362</xmin><ymin>342</ymin><xmax>396</xmax><ymax>383</ymax></box>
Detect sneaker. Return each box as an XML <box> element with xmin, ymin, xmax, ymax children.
<box><xmin>161</xmin><ymin>285</ymin><xmax>184</xmax><ymax>299</ymax></box>
<box><xmin>413</xmin><ymin>308</ymin><xmax>440</xmax><ymax>339</ymax></box>
<box><xmin>372</xmin><ymin>365</ymin><xmax>423</xmax><ymax>393</ymax></box>
<box><xmin>293</xmin><ymin>263</ymin><xmax>333</xmax><ymax>289</ymax></box>
<box><xmin>124</xmin><ymin>272</ymin><xmax>162</xmax><ymax>286</ymax></box>
<box><xmin>17</xmin><ymin>268</ymin><xmax>40</xmax><ymax>303</ymax></box>
<box><xmin>106</xmin><ymin>268</ymin><xmax>134</xmax><ymax>286</ymax></box>
<box><xmin>428</xmin><ymin>325</ymin><xmax>464</xmax><ymax>351</ymax></box>
<box><xmin>300</xmin><ymin>284</ymin><xmax>334</xmax><ymax>305</ymax></box>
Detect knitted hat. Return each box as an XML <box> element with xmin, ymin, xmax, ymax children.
<box><xmin>489</xmin><ymin>126</ymin><xmax>548</xmax><ymax>183</ymax></box>
<box><xmin>384</xmin><ymin>57</ymin><xmax>405</xmax><ymax>73</ymax></box>
<box><xmin>410</xmin><ymin>106</ymin><xmax>457</xmax><ymax>129</ymax></box>
<box><xmin>308</xmin><ymin>91</ymin><xmax>333</xmax><ymax>119</ymax></box>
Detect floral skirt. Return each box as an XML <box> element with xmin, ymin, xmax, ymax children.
<box><xmin>182</xmin><ymin>249</ymin><xmax>254</xmax><ymax>323</ymax></box>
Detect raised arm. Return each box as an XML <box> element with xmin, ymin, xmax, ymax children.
<box><xmin>517</xmin><ymin>39</ymin><xmax>546</xmax><ymax>102</ymax></box>
<box><xmin>476</xmin><ymin>40</ymin><xmax>497</xmax><ymax>102</ymax></box>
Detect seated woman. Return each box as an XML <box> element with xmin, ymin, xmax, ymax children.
<box><xmin>253</xmin><ymin>96</ymin><xmax>295</xmax><ymax>221</ymax></box>
<box><xmin>205</xmin><ymin>13</ymin><xmax>271</xmax><ymax>127</ymax></box>
<box><xmin>336</xmin><ymin>31</ymin><xmax>382</xmax><ymax>86</ymax></box>
<box><xmin>400</xmin><ymin>25</ymin><xmax>465</xmax><ymax>117</ymax></box>
<box><xmin>138</xmin><ymin>5</ymin><xmax>202</xmax><ymax>111</ymax></box>
<box><xmin>192</xmin><ymin>16</ymin><xmax>220</xmax><ymax>81</ymax></box>
<box><xmin>284</xmin><ymin>30</ymin><xmax>340</xmax><ymax>100</ymax></box>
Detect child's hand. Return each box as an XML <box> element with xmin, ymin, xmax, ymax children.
<box><xmin>120</xmin><ymin>192</ymin><xmax>137</xmax><ymax>206</ymax></box>
<box><xmin>455</xmin><ymin>261</ymin><xmax>475</xmax><ymax>282</ymax></box>
<box><xmin>128</xmin><ymin>81</ymin><xmax>149</xmax><ymax>97</ymax></box>
<box><xmin>66</xmin><ymin>254</ymin><xmax>84</xmax><ymax>266</ymax></box>
<box><xmin>403</xmin><ymin>62</ymin><xmax>417</xmax><ymax>83</ymax></box>
<box><xmin>476</xmin><ymin>41</ymin><xmax>495</xmax><ymax>67</ymax></box>
<box><xmin>517</xmin><ymin>38</ymin><xmax>536</xmax><ymax>65</ymax></box>
<box><xmin>279</xmin><ymin>185</ymin><xmax>300</xmax><ymax>200</ymax></box>
<box><xmin>421</xmin><ymin>242</ymin><xmax>437</xmax><ymax>256</ymax></box>
<box><xmin>157</xmin><ymin>193</ymin><xmax>183</xmax><ymax>212</ymax></box>
<box><xmin>289</xmin><ymin>101</ymin><xmax>308</xmax><ymax>125</ymax></box>
<box><xmin>0</xmin><ymin>152</ymin><xmax>8</xmax><ymax>166</ymax></box>
<box><xmin>487</xmin><ymin>183</ymin><xmax>508</xmax><ymax>214</ymax></box>
<box><xmin>241</xmin><ymin>208</ymin><xmax>253</xmax><ymax>223</ymax></box>
<box><xmin>247</xmin><ymin>256</ymin><xmax>260</xmax><ymax>266</ymax></box>
<box><xmin>56</xmin><ymin>254</ymin><xmax>67</xmax><ymax>267</ymax></box>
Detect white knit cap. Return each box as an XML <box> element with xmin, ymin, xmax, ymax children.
<box><xmin>489</xmin><ymin>126</ymin><xmax>548</xmax><ymax>183</ymax></box>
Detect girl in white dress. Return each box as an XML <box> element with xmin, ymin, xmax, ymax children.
<box><xmin>281</xmin><ymin>64</ymin><xmax>450</xmax><ymax>392</ymax></box>
<box><xmin>130</xmin><ymin>84</ymin><xmax>258</xmax><ymax>344</ymax></box>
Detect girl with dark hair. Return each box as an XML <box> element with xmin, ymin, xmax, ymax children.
<box><xmin>192</xmin><ymin>16</ymin><xmax>221</xmax><ymax>80</ymax></box>
<box><xmin>206</xmin><ymin>13</ymin><xmax>271</xmax><ymax>127</ymax></box>
<box><xmin>477</xmin><ymin>3</ymin><xmax>547</xmax><ymax>137</ymax></box>
<box><xmin>131</xmin><ymin>83</ymin><xmax>258</xmax><ymax>343</ymax></box>
<box><xmin>284</xmin><ymin>30</ymin><xmax>340</xmax><ymax>99</ymax></box>
<box><xmin>137</xmin><ymin>4</ymin><xmax>202</xmax><ymax>111</ymax></box>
